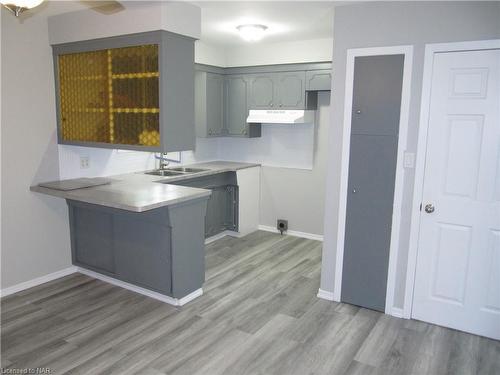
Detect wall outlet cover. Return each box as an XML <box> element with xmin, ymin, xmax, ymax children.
<box><xmin>277</xmin><ymin>219</ymin><xmax>288</xmax><ymax>234</ymax></box>
<box><xmin>80</xmin><ymin>156</ymin><xmax>90</xmax><ymax>169</ymax></box>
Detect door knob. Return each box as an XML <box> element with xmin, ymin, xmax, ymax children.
<box><xmin>424</xmin><ymin>204</ymin><xmax>435</xmax><ymax>213</ymax></box>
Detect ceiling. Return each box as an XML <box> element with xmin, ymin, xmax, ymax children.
<box><xmin>194</xmin><ymin>1</ymin><xmax>336</xmax><ymax>47</ymax></box>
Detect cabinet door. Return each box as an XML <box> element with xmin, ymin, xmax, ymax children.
<box><xmin>306</xmin><ymin>69</ymin><xmax>332</xmax><ymax>91</ymax></box>
<box><xmin>57</xmin><ymin>44</ymin><xmax>160</xmax><ymax>147</ymax></box>
<box><xmin>248</xmin><ymin>74</ymin><xmax>275</xmax><ymax>109</ymax></box>
<box><xmin>276</xmin><ymin>71</ymin><xmax>306</xmax><ymax>109</ymax></box>
<box><xmin>225</xmin><ymin>76</ymin><xmax>249</xmax><ymax>136</ymax></box>
<box><xmin>206</xmin><ymin>73</ymin><xmax>225</xmax><ymax>136</ymax></box>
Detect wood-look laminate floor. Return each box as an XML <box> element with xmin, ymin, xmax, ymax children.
<box><xmin>2</xmin><ymin>231</ymin><xmax>499</xmax><ymax>375</ymax></box>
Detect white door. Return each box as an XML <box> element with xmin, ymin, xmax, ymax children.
<box><xmin>413</xmin><ymin>49</ymin><xmax>500</xmax><ymax>340</ymax></box>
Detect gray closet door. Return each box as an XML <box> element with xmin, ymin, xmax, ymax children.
<box><xmin>341</xmin><ymin>54</ymin><xmax>404</xmax><ymax>312</ymax></box>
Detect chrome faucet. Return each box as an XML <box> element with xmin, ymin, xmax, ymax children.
<box><xmin>155</xmin><ymin>153</ymin><xmax>170</xmax><ymax>170</ymax></box>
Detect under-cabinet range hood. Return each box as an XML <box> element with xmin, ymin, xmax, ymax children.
<box><xmin>246</xmin><ymin>110</ymin><xmax>315</xmax><ymax>125</ymax></box>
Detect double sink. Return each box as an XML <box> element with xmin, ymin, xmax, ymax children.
<box><xmin>144</xmin><ymin>167</ymin><xmax>209</xmax><ymax>177</ymax></box>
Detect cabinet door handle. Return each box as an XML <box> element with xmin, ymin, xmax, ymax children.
<box><xmin>270</xmin><ymin>103</ymin><xmax>273</xmax><ymax>107</ymax></box>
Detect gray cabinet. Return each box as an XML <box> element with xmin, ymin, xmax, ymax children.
<box><xmin>276</xmin><ymin>71</ymin><xmax>306</xmax><ymax>109</ymax></box>
<box><xmin>195</xmin><ymin>71</ymin><xmax>224</xmax><ymax>137</ymax></box>
<box><xmin>169</xmin><ymin>172</ymin><xmax>239</xmax><ymax>238</ymax></box>
<box><xmin>194</xmin><ymin>62</ymin><xmax>331</xmax><ymax>138</ymax></box>
<box><xmin>68</xmin><ymin>196</ymin><xmax>208</xmax><ymax>298</ymax></box>
<box><xmin>306</xmin><ymin>69</ymin><xmax>332</xmax><ymax>91</ymax></box>
<box><xmin>225</xmin><ymin>75</ymin><xmax>256</xmax><ymax>137</ymax></box>
<box><xmin>248</xmin><ymin>71</ymin><xmax>306</xmax><ymax>110</ymax></box>
<box><xmin>249</xmin><ymin>74</ymin><xmax>275</xmax><ymax>109</ymax></box>
<box><xmin>52</xmin><ymin>31</ymin><xmax>196</xmax><ymax>152</ymax></box>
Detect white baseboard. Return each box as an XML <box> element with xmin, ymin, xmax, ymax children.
<box><xmin>389</xmin><ymin>307</ymin><xmax>404</xmax><ymax>319</ymax></box>
<box><xmin>258</xmin><ymin>225</ymin><xmax>324</xmax><ymax>241</ymax></box>
<box><xmin>317</xmin><ymin>288</ymin><xmax>336</xmax><ymax>301</ymax></box>
<box><xmin>0</xmin><ymin>266</ymin><xmax>78</xmax><ymax>298</ymax></box>
<box><xmin>76</xmin><ymin>267</ymin><xmax>202</xmax><ymax>306</ymax></box>
<box><xmin>205</xmin><ymin>230</ymin><xmax>242</xmax><ymax>244</ymax></box>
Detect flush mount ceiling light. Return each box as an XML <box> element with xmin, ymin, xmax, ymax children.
<box><xmin>1</xmin><ymin>0</ymin><xmax>44</xmax><ymax>16</ymax></box>
<box><xmin>236</xmin><ymin>24</ymin><xmax>268</xmax><ymax>42</ymax></box>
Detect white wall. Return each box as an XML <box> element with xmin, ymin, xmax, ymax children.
<box><xmin>1</xmin><ymin>5</ymin><xmax>76</xmax><ymax>289</ymax></box>
<box><xmin>195</xmin><ymin>41</ymin><xmax>226</xmax><ymax>67</ymax></box>
<box><xmin>224</xmin><ymin>38</ymin><xmax>333</xmax><ymax>67</ymax></box>
<box><xmin>258</xmin><ymin>93</ymin><xmax>330</xmax><ymax>236</ymax></box>
<box><xmin>320</xmin><ymin>1</ymin><xmax>500</xmax><ymax>309</ymax></box>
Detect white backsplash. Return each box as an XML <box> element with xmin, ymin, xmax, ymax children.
<box><xmin>58</xmin><ymin>120</ymin><xmax>316</xmax><ymax>180</ymax></box>
<box><xmin>58</xmin><ymin>137</ymin><xmax>220</xmax><ymax>180</ymax></box>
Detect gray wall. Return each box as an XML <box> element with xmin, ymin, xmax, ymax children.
<box><xmin>260</xmin><ymin>92</ymin><xmax>330</xmax><ymax>236</ymax></box>
<box><xmin>1</xmin><ymin>4</ymin><xmax>77</xmax><ymax>289</ymax></box>
<box><xmin>320</xmin><ymin>1</ymin><xmax>500</xmax><ymax>308</ymax></box>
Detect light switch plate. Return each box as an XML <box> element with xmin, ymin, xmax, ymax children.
<box><xmin>403</xmin><ymin>152</ymin><xmax>415</xmax><ymax>169</ymax></box>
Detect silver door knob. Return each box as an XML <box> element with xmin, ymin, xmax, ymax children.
<box><xmin>424</xmin><ymin>204</ymin><xmax>435</xmax><ymax>213</ymax></box>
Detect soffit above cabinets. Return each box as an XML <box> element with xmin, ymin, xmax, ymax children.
<box><xmin>48</xmin><ymin>1</ymin><xmax>201</xmax><ymax>45</ymax></box>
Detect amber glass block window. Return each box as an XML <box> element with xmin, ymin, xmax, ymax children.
<box><xmin>58</xmin><ymin>44</ymin><xmax>160</xmax><ymax>147</ymax></box>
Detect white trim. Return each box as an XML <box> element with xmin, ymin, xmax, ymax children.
<box><xmin>405</xmin><ymin>39</ymin><xmax>500</xmax><ymax>320</ymax></box>
<box><xmin>204</xmin><ymin>230</ymin><xmax>242</xmax><ymax>244</ymax></box>
<box><xmin>76</xmin><ymin>267</ymin><xmax>203</xmax><ymax>306</ymax></box>
<box><xmin>0</xmin><ymin>266</ymin><xmax>78</xmax><ymax>298</ymax></box>
<box><xmin>258</xmin><ymin>225</ymin><xmax>324</xmax><ymax>241</ymax></box>
<box><xmin>317</xmin><ymin>288</ymin><xmax>335</xmax><ymax>301</ymax></box>
<box><xmin>333</xmin><ymin>45</ymin><xmax>414</xmax><ymax>312</ymax></box>
<box><xmin>390</xmin><ymin>307</ymin><xmax>404</xmax><ymax>319</ymax></box>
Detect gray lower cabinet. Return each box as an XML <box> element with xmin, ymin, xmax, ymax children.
<box><xmin>195</xmin><ymin>71</ymin><xmax>225</xmax><ymax>137</ymax></box>
<box><xmin>168</xmin><ymin>172</ymin><xmax>238</xmax><ymax>238</ymax></box>
<box><xmin>247</xmin><ymin>71</ymin><xmax>306</xmax><ymax>110</ymax></box>
<box><xmin>68</xmin><ymin>196</ymin><xmax>208</xmax><ymax>298</ymax></box>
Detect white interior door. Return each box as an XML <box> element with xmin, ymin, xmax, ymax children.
<box><xmin>413</xmin><ymin>48</ymin><xmax>500</xmax><ymax>340</ymax></box>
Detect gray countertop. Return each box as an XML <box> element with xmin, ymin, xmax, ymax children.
<box><xmin>31</xmin><ymin>161</ymin><xmax>260</xmax><ymax>212</ymax></box>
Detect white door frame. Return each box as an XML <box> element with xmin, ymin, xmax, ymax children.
<box><xmin>333</xmin><ymin>45</ymin><xmax>413</xmax><ymax>317</ymax></box>
<box><xmin>404</xmin><ymin>39</ymin><xmax>500</xmax><ymax>319</ymax></box>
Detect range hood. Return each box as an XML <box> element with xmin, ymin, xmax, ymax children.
<box><xmin>246</xmin><ymin>109</ymin><xmax>315</xmax><ymax>124</ymax></box>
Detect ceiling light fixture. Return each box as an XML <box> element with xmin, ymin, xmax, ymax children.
<box><xmin>1</xmin><ymin>0</ymin><xmax>44</xmax><ymax>17</ymax></box>
<box><xmin>236</xmin><ymin>24</ymin><xmax>268</xmax><ymax>42</ymax></box>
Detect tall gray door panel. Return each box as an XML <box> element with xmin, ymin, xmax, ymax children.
<box><xmin>341</xmin><ymin>54</ymin><xmax>404</xmax><ymax>312</ymax></box>
<box><xmin>351</xmin><ymin>55</ymin><xmax>404</xmax><ymax>137</ymax></box>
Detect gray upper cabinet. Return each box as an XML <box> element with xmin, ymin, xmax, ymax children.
<box><xmin>248</xmin><ymin>71</ymin><xmax>306</xmax><ymax>110</ymax></box>
<box><xmin>249</xmin><ymin>74</ymin><xmax>275</xmax><ymax>109</ymax></box>
<box><xmin>306</xmin><ymin>69</ymin><xmax>332</xmax><ymax>91</ymax></box>
<box><xmin>276</xmin><ymin>71</ymin><xmax>306</xmax><ymax>109</ymax></box>
<box><xmin>194</xmin><ymin>62</ymin><xmax>331</xmax><ymax>138</ymax></box>
<box><xmin>52</xmin><ymin>31</ymin><xmax>196</xmax><ymax>152</ymax></box>
<box><xmin>195</xmin><ymin>71</ymin><xmax>224</xmax><ymax>137</ymax></box>
<box><xmin>225</xmin><ymin>75</ymin><xmax>250</xmax><ymax>136</ymax></box>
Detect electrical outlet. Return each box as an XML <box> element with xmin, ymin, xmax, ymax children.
<box><xmin>80</xmin><ymin>156</ymin><xmax>90</xmax><ymax>169</ymax></box>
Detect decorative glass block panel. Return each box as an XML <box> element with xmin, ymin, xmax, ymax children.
<box><xmin>58</xmin><ymin>44</ymin><xmax>160</xmax><ymax>147</ymax></box>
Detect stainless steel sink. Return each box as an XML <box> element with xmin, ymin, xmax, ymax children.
<box><xmin>144</xmin><ymin>170</ymin><xmax>185</xmax><ymax>177</ymax></box>
<box><xmin>168</xmin><ymin>167</ymin><xmax>208</xmax><ymax>173</ymax></box>
<box><xmin>144</xmin><ymin>167</ymin><xmax>208</xmax><ymax>177</ymax></box>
